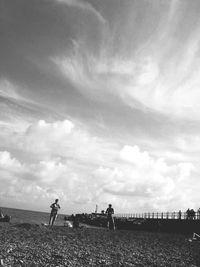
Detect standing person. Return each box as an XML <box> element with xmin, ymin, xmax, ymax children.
<box><xmin>0</xmin><ymin>208</ymin><xmax>4</xmax><ymax>218</ymax></box>
<box><xmin>186</xmin><ymin>208</ymin><xmax>190</xmax><ymax>219</ymax></box>
<box><xmin>72</xmin><ymin>214</ymin><xmax>80</xmax><ymax>229</ymax></box>
<box><xmin>106</xmin><ymin>204</ymin><xmax>115</xmax><ymax>230</ymax></box>
<box><xmin>197</xmin><ymin>208</ymin><xmax>200</xmax><ymax>220</ymax></box>
<box><xmin>178</xmin><ymin>210</ymin><xmax>182</xmax><ymax>220</ymax></box>
<box><xmin>49</xmin><ymin>199</ymin><xmax>60</xmax><ymax>225</ymax></box>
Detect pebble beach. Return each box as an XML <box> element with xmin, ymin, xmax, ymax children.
<box><xmin>0</xmin><ymin>221</ymin><xmax>199</xmax><ymax>267</ymax></box>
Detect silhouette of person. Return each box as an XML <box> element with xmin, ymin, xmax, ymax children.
<box><xmin>190</xmin><ymin>209</ymin><xmax>195</xmax><ymax>220</ymax></box>
<box><xmin>106</xmin><ymin>204</ymin><xmax>115</xmax><ymax>230</ymax></box>
<box><xmin>178</xmin><ymin>210</ymin><xmax>182</xmax><ymax>220</ymax></box>
<box><xmin>197</xmin><ymin>208</ymin><xmax>200</xmax><ymax>220</ymax></box>
<box><xmin>0</xmin><ymin>208</ymin><xmax>4</xmax><ymax>218</ymax></box>
<box><xmin>72</xmin><ymin>214</ymin><xmax>79</xmax><ymax>228</ymax></box>
<box><xmin>186</xmin><ymin>208</ymin><xmax>190</xmax><ymax>219</ymax></box>
<box><xmin>49</xmin><ymin>199</ymin><xmax>60</xmax><ymax>225</ymax></box>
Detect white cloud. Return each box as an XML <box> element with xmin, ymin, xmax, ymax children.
<box><xmin>120</xmin><ymin>145</ymin><xmax>153</xmax><ymax>168</ymax></box>
<box><xmin>0</xmin><ymin>119</ymin><xmax>116</xmax><ymax>212</ymax></box>
<box><xmin>0</xmin><ymin>119</ymin><xmax>198</xmax><ymax>213</ymax></box>
<box><xmin>0</xmin><ymin>151</ymin><xmax>22</xmax><ymax>169</ymax></box>
<box><xmin>20</xmin><ymin>119</ymin><xmax>115</xmax><ymax>165</ymax></box>
<box><xmin>92</xmin><ymin>144</ymin><xmax>195</xmax><ymax>212</ymax></box>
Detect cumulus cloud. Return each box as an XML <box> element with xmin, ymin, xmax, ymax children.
<box><xmin>0</xmin><ymin>119</ymin><xmax>115</xmax><ymax>211</ymax></box>
<box><xmin>0</xmin><ymin>151</ymin><xmax>22</xmax><ymax>169</ymax></box>
<box><xmin>18</xmin><ymin>119</ymin><xmax>115</xmax><ymax>166</ymax></box>
<box><xmin>0</xmin><ymin>120</ymin><xmax>197</xmax><ymax>213</ymax></box>
<box><xmin>92</xmin><ymin>145</ymin><xmax>196</xmax><ymax>212</ymax></box>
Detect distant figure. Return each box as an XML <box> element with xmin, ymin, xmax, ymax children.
<box><xmin>190</xmin><ymin>209</ymin><xmax>195</xmax><ymax>220</ymax></box>
<box><xmin>178</xmin><ymin>210</ymin><xmax>182</xmax><ymax>220</ymax></box>
<box><xmin>186</xmin><ymin>208</ymin><xmax>190</xmax><ymax>219</ymax></box>
<box><xmin>186</xmin><ymin>208</ymin><xmax>195</xmax><ymax>220</ymax></box>
<box><xmin>72</xmin><ymin>214</ymin><xmax>80</xmax><ymax>228</ymax></box>
<box><xmin>106</xmin><ymin>204</ymin><xmax>115</xmax><ymax>230</ymax></box>
<box><xmin>197</xmin><ymin>208</ymin><xmax>200</xmax><ymax>220</ymax></box>
<box><xmin>49</xmin><ymin>199</ymin><xmax>60</xmax><ymax>225</ymax></box>
<box><xmin>0</xmin><ymin>208</ymin><xmax>4</xmax><ymax>218</ymax></box>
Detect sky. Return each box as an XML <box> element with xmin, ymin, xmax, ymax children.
<box><xmin>0</xmin><ymin>0</ymin><xmax>200</xmax><ymax>215</ymax></box>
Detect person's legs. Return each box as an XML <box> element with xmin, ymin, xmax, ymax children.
<box><xmin>112</xmin><ymin>217</ymin><xmax>115</xmax><ymax>230</ymax></box>
<box><xmin>108</xmin><ymin>217</ymin><xmax>115</xmax><ymax>230</ymax></box>
<box><xmin>52</xmin><ymin>213</ymin><xmax>57</xmax><ymax>225</ymax></box>
<box><xmin>107</xmin><ymin>218</ymin><xmax>109</xmax><ymax>229</ymax></box>
<box><xmin>49</xmin><ymin>213</ymin><xmax>53</xmax><ymax>225</ymax></box>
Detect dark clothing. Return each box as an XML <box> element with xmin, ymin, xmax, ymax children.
<box><xmin>0</xmin><ymin>209</ymin><xmax>4</xmax><ymax>218</ymax></box>
<box><xmin>49</xmin><ymin>202</ymin><xmax>60</xmax><ymax>225</ymax></box>
<box><xmin>106</xmin><ymin>207</ymin><xmax>114</xmax><ymax>217</ymax></box>
<box><xmin>72</xmin><ymin>215</ymin><xmax>79</xmax><ymax>228</ymax></box>
<box><xmin>50</xmin><ymin>202</ymin><xmax>60</xmax><ymax>214</ymax></box>
<box><xmin>106</xmin><ymin>207</ymin><xmax>115</xmax><ymax>230</ymax></box>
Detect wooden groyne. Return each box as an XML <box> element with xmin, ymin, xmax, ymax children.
<box><xmin>115</xmin><ymin>211</ymin><xmax>199</xmax><ymax>220</ymax></box>
<box><xmin>78</xmin><ymin>211</ymin><xmax>200</xmax><ymax>233</ymax></box>
<box><xmin>115</xmin><ymin>218</ymin><xmax>200</xmax><ymax>233</ymax></box>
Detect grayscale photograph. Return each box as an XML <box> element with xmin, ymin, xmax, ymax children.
<box><xmin>0</xmin><ymin>0</ymin><xmax>200</xmax><ymax>266</ymax></box>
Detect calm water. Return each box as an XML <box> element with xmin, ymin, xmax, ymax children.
<box><xmin>1</xmin><ymin>207</ymin><xmax>66</xmax><ymax>225</ymax></box>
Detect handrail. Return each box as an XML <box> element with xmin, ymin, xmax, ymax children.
<box><xmin>114</xmin><ymin>211</ymin><xmax>200</xmax><ymax>220</ymax></box>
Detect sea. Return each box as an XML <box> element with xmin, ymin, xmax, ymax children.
<box><xmin>1</xmin><ymin>207</ymin><xmax>66</xmax><ymax>225</ymax></box>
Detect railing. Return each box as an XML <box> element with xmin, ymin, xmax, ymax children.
<box><xmin>114</xmin><ymin>212</ymin><xmax>200</xmax><ymax>220</ymax></box>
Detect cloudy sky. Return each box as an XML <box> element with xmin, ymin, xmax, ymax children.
<box><xmin>0</xmin><ymin>0</ymin><xmax>200</xmax><ymax>214</ymax></box>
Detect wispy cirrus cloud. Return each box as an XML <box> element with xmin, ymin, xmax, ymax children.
<box><xmin>52</xmin><ymin>16</ymin><xmax>200</xmax><ymax>120</ymax></box>
<box><xmin>54</xmin><ymin>0</ymin><xmax>106</xmax><ymax>24</ymax></box>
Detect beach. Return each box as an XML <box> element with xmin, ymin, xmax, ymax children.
<box><xmin>0</xmin><ymin>208</ymin><xmax>199</xmax><ymax>266</ymax></box>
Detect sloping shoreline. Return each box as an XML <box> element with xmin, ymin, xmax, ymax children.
<box><xmin>0</xmin><ymin>222</ymin><xmax>199</xmax><ymax>266</ymax></box>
